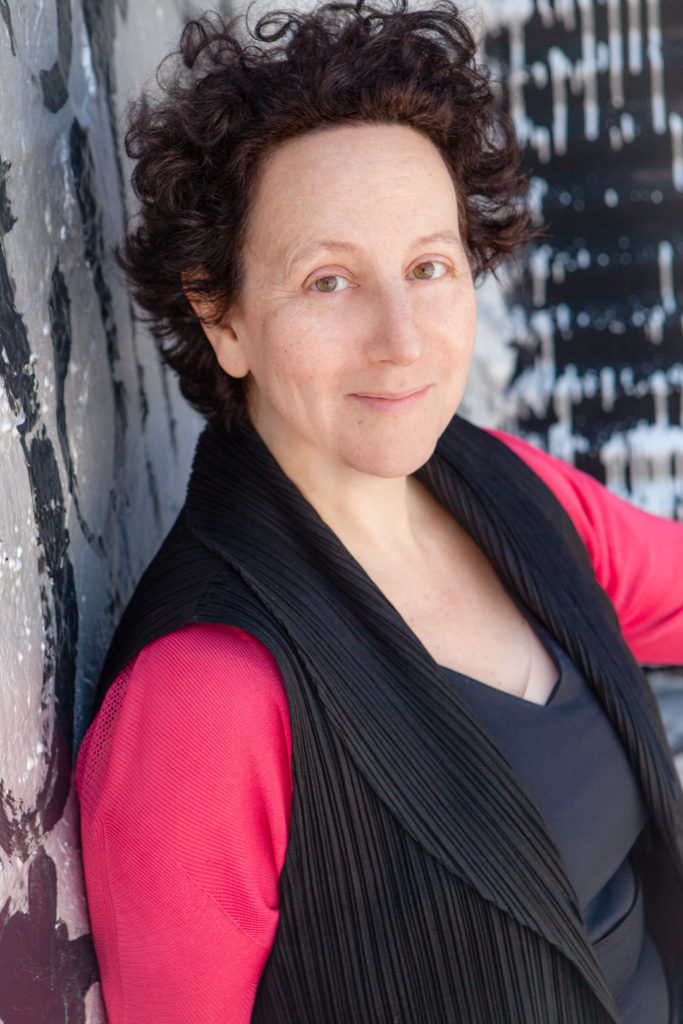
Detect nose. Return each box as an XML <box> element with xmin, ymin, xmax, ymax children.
<box><xmin>367</xmin><ymin>289</ymin><xmax>423</xmax><ymax>366</ymax></box>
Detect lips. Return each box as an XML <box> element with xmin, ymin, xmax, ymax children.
<box><xmin>350</xmin><ymin>384</ymin><xmax>432</xmax><ymax>410</ymax></box>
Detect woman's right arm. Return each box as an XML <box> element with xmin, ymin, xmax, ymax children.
<box><xmin>77</xmin><ymin>622</ymin><xmax>292</xmax><ymax>1024</ymax></box>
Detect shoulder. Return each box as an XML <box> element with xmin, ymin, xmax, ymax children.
<box><xmin>78</xmin><ymin>622</ymin><xmax>292</xmax><ymax>823</ymax></box>
<box><xmin>106</xmin><ymin>622</ymin><xmax>287</xmax><ymax>738</ymax></box>
<box><xmin>130</xmin><ymin>621</ymin><xmax>289</xmax><ymax>724</ymax></box>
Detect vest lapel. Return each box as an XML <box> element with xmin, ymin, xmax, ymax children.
<box><xmin>186</xmin><ymin>419</ymin><xmax>680</xmax><ymax>1019</ymax></box>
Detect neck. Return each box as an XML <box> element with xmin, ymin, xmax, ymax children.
<box><xmin>268</xmin><ymin>444</ymin><xmax>427</xmax><ymax>556</ymax></box>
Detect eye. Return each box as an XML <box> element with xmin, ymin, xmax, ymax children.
<box><xmin>408</xmin><ymin>260</ymin><xmax>448</xmax><ymax>281</ymax></box>
<box><xmin>310</xmin><ymin>274</ymin><xmax>350</xmax><ymax>293</ymax></box>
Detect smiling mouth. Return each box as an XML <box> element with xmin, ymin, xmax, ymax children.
<box><xmin>350</xmin><ymin>385</ymin><xmax>432</xmax><ymax>410</ymax></box>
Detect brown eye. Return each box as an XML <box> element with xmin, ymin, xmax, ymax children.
<box><xmin>312</xmin><ymin>275</ymin><xmax>348</xmax><ymax>293</ymax></box>
<box><xmin>413</xmin><ymin>261</ymin><xmax>435</xmax><ymax>279</ymax></box>
<box><xmin>409</xmin><ymin>260</ymin><xmax>447</xmax><ymax>281</ymax></box>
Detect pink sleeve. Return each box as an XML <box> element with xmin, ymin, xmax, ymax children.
<box><xmin>492</xmin><ymin>430</ymin><xmax>683</xmax><ymax>666</ymax></box>
<box><xmin>76</xmin><ymin>622</ymin><xmax>292</xmax><ymax>1024</ymax></box>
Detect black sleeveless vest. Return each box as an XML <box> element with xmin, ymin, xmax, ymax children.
<box><xmin>97</xmin><ymin>416</ymin><xmax>683</xmax><ymax>1023</ymax></box>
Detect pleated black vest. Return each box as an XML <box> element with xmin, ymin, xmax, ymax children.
<box><xmin>97</xmin><ymin>416</ymin><xmax>683</xmax><ymax>1023</ymax></box>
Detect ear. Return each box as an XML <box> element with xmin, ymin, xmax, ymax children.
<box><xmin>186</xmin><ymin>293</ymin><xmax>251</xmax><ymax>380</ymax></box>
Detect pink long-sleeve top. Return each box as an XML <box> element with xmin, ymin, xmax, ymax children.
<box><xmin>76</xmin><ymin>434</ymin><xmax>683</xmax><ymax>1023</ymax></box>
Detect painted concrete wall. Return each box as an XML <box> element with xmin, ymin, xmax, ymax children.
<box><xmin>0</xmin><ymin>0</ymin><xmax>680</xmax><ymax>1020</ymax></box>
<box><xmin>0</xmin><ymin>1</ymin><xmax>206</xmax><ymax>1018</ymax></box>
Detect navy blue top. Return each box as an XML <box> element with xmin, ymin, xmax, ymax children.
<box><xmin>443</xmin><ymin>627</ymin><xmax>670</xmax><ymax>1023</ymax></box>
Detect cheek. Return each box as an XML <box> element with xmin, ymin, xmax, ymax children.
<box><xmin>266</xmin><ymin>321</ymin><xmax>346</xmax><ymax>392</ymax></box>
<box><xmin>251</xmin><ymin>341</ymin><xmax>330</xmax><ymax>421</ymax></box>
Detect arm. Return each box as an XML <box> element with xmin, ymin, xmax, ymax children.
<box><xmin>492</xmin><ymin>431</ymin><xmax>683</xmax><ymax>666</ymax></box>
<box><xmin>77</xmin><ymin>623</ymin><xmax>292</xmax><ymax>1024</ymax></box>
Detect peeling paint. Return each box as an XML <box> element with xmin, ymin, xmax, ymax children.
<box><xmin>39</xmin><ymin>0</ymin><xmax>73</xmax><ymax>112</ymax></box>
<box><xmin>0</xmin><ymin>850</ymin><xmax>97</xmax><ymax>1022</ymax></box>
<box><xmin>48</xmin><ymin>260</ymin><xmax>105</xmax><ymax>556</ymax></box>
<box><xmin>0</xmin><ymin>0</ymin><xmax>16</xmax><ymax>56</ymax></box>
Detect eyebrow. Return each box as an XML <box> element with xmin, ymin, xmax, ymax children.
<box><xmin>283</xmin><ymin>229</ymin><xmax>463</xmax><ymax>277</ymax></box>
<box><xmin>284</xmin><ymin>239</ymin><xmax>361</xmax><ymax>278</ymax></box>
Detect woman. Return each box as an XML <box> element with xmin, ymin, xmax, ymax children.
<box><xmin>77</xmin><ymin>3</ymin><xmax>683</xmax><ymax>1022</ymax></box>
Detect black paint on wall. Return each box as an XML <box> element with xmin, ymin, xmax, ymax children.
<box><xmin>0</xmin><ymin>159</ymin><xmax>16</xmax><ymax>232</ymax></box>
<box><xmin>24</xmin><ymin>428</ymin><xmax>79</xmax><ymax>833</ymax></box>
<box><xmin>40</xmin><ymin>0</ymin><xmax>73</xmax><ymax>113</ymax></box>
<box><xmin>49</xmin><ymin>261</ymin><xmax>106</xmax><ymax>557</ymax></box>
<box><xmin>79</xmin><ymin>0</ymin><xmax>182</xmax><ymax>460</ymax></box>
<box><xmin>68</xmin><ymin>119</ymin><xmax>128</xmax><ymax>500</ymax></box>
<box><xmin>40</xmin><ymin>63</ymin><xmax>69</xmax><ymax>113</ymax></box>
<box><xmin>78</xmin><ymin>0</ymin><xmax>129</xmax><ymax>251</ymax></box>
<box><xmin>0</xmin><ymin>850</ymin><xmax>97</xmax><ymax>1022</ymax></box>
<box><xmin>0</xmin><ymin>164</ymin><xmax>39</xmax><ymax>438</ymax></box>
<box><xmin>80</xmin><ymin>0</ymin><xmax>123</xmax><ymax>102</ymax></box>
<box><xmin>159</xmin><ymin>360</ymin><xmax>178</xmax><ymax>458</ymax></box>
<box><xmin>0</xmin><ymin>0</ymin><xmax>15</xmax><ymax>56</ymax></box>
<box><xmin>0</xmin><ymin>160</ymin><xmax>76</xmax><ymax>857</ymax></box>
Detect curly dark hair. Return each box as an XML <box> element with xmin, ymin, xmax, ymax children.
<box><xmin>119</xmin><ymin>0</ymin><xmax>533</xmax><ymax>428</ymax></box>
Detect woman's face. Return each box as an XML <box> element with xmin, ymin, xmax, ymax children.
<box><xmin>206</xmin><ymin>123</ymin><xmax>477</xmax><ymax>485</ymax></box>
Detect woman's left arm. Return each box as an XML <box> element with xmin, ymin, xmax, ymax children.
<box><xmin>493</xmin><ymin>430</ymin><xmax>683</xmax><ymax>666</ymax></box>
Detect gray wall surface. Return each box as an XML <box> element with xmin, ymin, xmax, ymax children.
<box><xmin>0</xmin><ymin>1</ymin><xmax>204</xmax><ymax>1018</ymax></box>
<box><xmin>0</xmin><ymin>0</ymin><xmax>681</xmax><ymax>1020</ymax></box>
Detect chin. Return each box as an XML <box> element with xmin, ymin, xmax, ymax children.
<box><xmin>345</xmin><ymin>436</ymin><xmax>441</xmax><ymax>479</ymax></box>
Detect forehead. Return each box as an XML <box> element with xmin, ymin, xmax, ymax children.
<box><xmin>243</xmin><ymin>123</ymin><xmax>463</xmax><ymax>265</ymax></box>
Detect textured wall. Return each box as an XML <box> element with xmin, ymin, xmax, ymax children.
<box><xmin>478</xmin><ymin>0</ymin><xmax>683</xmax><ymax>519</ymax></box>
<box><xmin>0</xmin><ymin>1</ymin><xmax>204</xmax><ymax>1019</ymax></box>
<box><xmin>0</xmin><ymin>0</ymin><xmax>681</xmax><ymax>1020</ymax></box>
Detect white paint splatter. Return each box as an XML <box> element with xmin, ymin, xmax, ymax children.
<box><xmin>650</xmin><ymin>370</ymin><xmax>669</xmax><ymax>424</ymax></box>
<box><xmin>670</xmin><ymin>113</ymin><xmax>683</xmax><ymax>191</ymax></box>
<box><xmin>577</xmin><ymin>248</ymin><xmax>591</xmax><ymax>269</ymax></box>
<box><xmin>555</xmin><ymin>0</ymin><xmax>578</xmax><ymax>32</ymax></box>
<box><xmin>530</xmin><ymin>245</ymin><xmax>552</xmax><ymax>306</ymax></box>
<box><xmin>646</xmin><ymin>305</ymin><xmax>666</xmax><ymax>344</ymax></box>
<box><xmin>552</xmin><ymin>252</ymin><xmax>568</xmax><ymax>283</ymax></box>
<box><xmin>646</xmin><ymin>0</ymin><xmax>666</xmax><ymax>133</ymax></box>
<box><xmin>482</xmin><ymin>0</ymin><xmax>535</xmax><ymax>23</ymax></box>
<box><xmin>577</xmin><ymin>0</ymin><xmax>599</xmax><ymax>140</ymax></box>
<box><xmin>620</xmin><ymin>111</ymin><xmax>636</xmax><ymax>143</ymax></box>
<box><xmin>626</xmin><ymin>421</ymin><xmax>683</xmax><ymax>516</ymax></box>
<box><xmin>658</xmin><ymin>241</ymin><xmax>676</xmax><ymax>314</ymax></box>
<box><xmin>531</xmin><ymin>61</ymin><xmax>549</xmax><ymax>88</ymax></box>
<box><xmin>80</xmin><ymin>33</ymin><xmax>98</xmax><ymax>101</ymax></box>
<box><xmin>609</xmin><ymin>125</ymin><xmax>623</xmax><ymax>150</ymax></box>
<box><xmin>537</xmin><ymin>0</ymin><xmax>554</xmax><ymax>28</ymax></box>
<box><xmin>508</xmin><ymin>19</ymin><xmax>529</xmax><ymax>140</ymax></box>
<box><xmin>556</xmin><ymin>303</ymin><xmax>572</xmax><ymax>333</ymax></box>
<box><xmin>600</xmin><ymin>367</ymin><xmax>617</xmax><ymax>411</ymax></box>
<box><xmin>553</xmin><ymin>363</ymin><xmax>582</xmax><ymax>434</ymax></box>
<box><xmin>530</xmin><ymin>309</ymin><xmax>557</xmax><ymax>393</ymax></box>
<box><xmin>548</xmin><ymin>47</ymin><xmax>571</xmax><ymax>155</ymax></box>
<box><xmin>607</xmin><ymin>0</ymin><xmax>625</xmax><ymax>108</ymax></box>
<box><xmin>627</xmin><ymin>0</ymin><xmax>643</xmax><ymax>74</ymax></box>
<box><xmin>528</xmin><ymin>176</ymin><xmax>549</xmax><ymax>226</ymax></box>
<box><xmin>600</xmin><ymin>431</ymin><xmax>629</xmax><ymax>492</ymax></box>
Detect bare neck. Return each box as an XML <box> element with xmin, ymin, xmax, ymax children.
<box><xmin>293</xmin><ymin>465</ymin><xmax>429</xmax><ymax>560</ymax></box>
